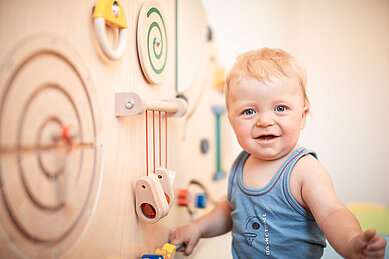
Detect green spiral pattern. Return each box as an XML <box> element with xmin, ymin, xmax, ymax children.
<box><xmin>147</xmin><ymin>7</ymin><xmax>167</xmax><ymax>75</ymax></box>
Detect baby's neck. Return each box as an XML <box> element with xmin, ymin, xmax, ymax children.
<box><xmin>242</xmin><ymin>147</ymin><xmax>299</xmax><ymax>189</ymax></box>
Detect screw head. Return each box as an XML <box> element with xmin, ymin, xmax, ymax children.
<box><xmin>125</xmin><ymin>99</ymin><xmax>135</xmax><ymax>109</ymax></box>
<box><xmin>154</xmin><ymin>38</ymin><xmax>161</xmax><ymax>47</ymax></box>
<box><xmin>112</xmin><ymin>2</ymin><xmax>120</xmax><ymax>17</ymax></box>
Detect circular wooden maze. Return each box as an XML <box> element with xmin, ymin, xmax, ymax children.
<box><xmin>0</xmin><ymin>33</ymin><xmax>103</xmax><ymax>258</ymax></box>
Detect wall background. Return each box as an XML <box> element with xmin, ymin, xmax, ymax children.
<box><xmin>200</xmin><ymin>0</ymin><xmax>389</xmax><ymax>205</ymax></box>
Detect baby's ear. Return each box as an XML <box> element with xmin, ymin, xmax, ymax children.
<box><xmin>300</xmin><ymin>106</ymin><xmax>309</xmax><ymax>129</ymax></box>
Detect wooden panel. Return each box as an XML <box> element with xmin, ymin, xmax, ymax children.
<box><xmin>0</xmin><ymin>0</ymin><xmax>235</xmax><ymax>258</ymax></box>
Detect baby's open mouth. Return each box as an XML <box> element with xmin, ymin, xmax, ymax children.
<box><xmin>257</xmin><ymin>135</ymin><xmax>278</xmax><ymax>140</ymax></box>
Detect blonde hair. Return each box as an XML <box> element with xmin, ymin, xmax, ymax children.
<box><xmin>226</xmin><ymin>48</ymin><xmax>309</xmax><ymax>110</ymax></box>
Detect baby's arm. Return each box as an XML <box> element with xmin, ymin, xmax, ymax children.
<box><xmin>297</xmin><ymin>156</ymin><xmax>386</xmax><ymax>258</ymax></box>
<box><xmin>170</xmin><ymin>200</ymin><xmax>233</xmax><ymax>255</ymax></box>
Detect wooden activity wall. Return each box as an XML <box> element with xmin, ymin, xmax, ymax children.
<box><xmin>0</xmin><ymin>0</ymin><xmax>235</xmax><ymax>258</ymax></box>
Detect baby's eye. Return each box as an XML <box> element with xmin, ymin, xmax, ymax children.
<box><xmin>243</xmin><ymin>109</ymin><xmax>255</xmax><ymax>115</ymax></box>
<box><xmin>275</xmin><ymin>106</ymin><xmax>286</xmax><ymax>112</ymax></box>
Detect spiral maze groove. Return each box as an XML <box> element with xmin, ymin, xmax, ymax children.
<box><xmin>138</xmin><ymin>1</ymin><xmax>168</xmax><ymax>84</ymax></box>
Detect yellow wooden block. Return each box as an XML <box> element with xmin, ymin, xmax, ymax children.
<box><xmin>154</xmin><ymin>248</ymin><xmax>168</xmax><ymax>259</ymax></box>
<box><xmin>162</xmin><ymin>243</ymin><xmax>176</xmax><ymax>259</ymax></box>
<box><xmin>93</xmin><ymin>0</ymin><xmax>127</xmax><ymax>28</ymax></box>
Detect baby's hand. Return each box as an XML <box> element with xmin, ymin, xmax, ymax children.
<box><xmin>169</xmin><ymin>222</ymin><xmax>201</xmax><ymax>256</ymax></box>
<box><xmin>349</xmin><ymin>229</ymin><xmax>386</xmax><ymax>258</ymax></box>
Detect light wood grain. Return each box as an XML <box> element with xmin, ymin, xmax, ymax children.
<box><xmin>0</xmin><ymin>1</ymin><xmax>235</xmax><ymax>258</ymax></box>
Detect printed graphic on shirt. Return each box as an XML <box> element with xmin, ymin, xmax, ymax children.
<box><xmin>262</xmin><ymin>213</ymin><xmax>270</xmax><ymax>256</ymax></box>
<box><xmin>243</xmin><ymin>216</ymin><xmax>261</xmax><ymax>246</ymax></box>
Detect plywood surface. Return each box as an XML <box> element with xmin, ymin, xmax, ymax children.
<box><xmin>0</xmin><ymin>0</ymin><xmax>234</xmax><ymax>258</ymax></box>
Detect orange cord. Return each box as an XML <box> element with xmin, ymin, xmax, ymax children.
<box><xmin>159</xmin><ymin>111</ymin><xmax>162</xmax><ymax>167</ymax></box>
<box><xmin>145</xmin><ymin>111</ymin><xmax>149</xmax><ymax>176</ymax></box>
<box><xmin>146</xmin><ymin>111</ymin><xmax>168</xmax><ymax>174</ymax></box>
<box><xmin>153</xmin><ymin>111</ymin><xmax>155</xmax><ymax>173</ymax></box>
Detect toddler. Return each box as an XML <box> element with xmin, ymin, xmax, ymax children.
<box><xmin>170</xmin><ymin>48</ymin><xmax>386</xmax><ymax>258</ymax></box>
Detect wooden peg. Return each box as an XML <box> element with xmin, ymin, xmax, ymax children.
<box><xmin>115</xmin><ymin>92</ymin><xmax>187</xmax><ymax>117</ymax></box>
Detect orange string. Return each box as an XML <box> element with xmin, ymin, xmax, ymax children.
<box><xmin>165</xmin><ymin>112</ymin><xmax>167</xmax><ymax>168</ymax></box>
<box><xmin>145</xmin><ymin>111</ymin><xmax>149</xmax><ymax>176</ymax></box>
<box><xmin>159</xmin><ymin>111</ymin><xmax>162</xmax><ymax>167</ymax></box>
<box><xmin>153</xmin><ymin>111</ymin><xmax>155</xmax><ymax>173</ymax></box>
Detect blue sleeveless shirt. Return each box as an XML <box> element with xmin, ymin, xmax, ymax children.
<box><xmin>228</xmin><ymin>147</ymin><xmax>326</xmax><ymax>259</ymax></box>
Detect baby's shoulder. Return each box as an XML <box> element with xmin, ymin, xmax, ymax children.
<box><xmin>287</xmin><ymin>153</ymin><xmax>329</xmax><ymax>211</ymax></box>
<box><xmin>292</xmin><ymin>153</ymin><xmax>328</xmax><ymax>181</ymax></box>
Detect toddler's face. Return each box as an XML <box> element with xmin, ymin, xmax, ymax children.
<box><xmin>227</xmin><ymin>76</ymin><xmax>308</xmax><ymax>161</ymax></box>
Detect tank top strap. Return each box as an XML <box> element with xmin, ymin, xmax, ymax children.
<box><xmin>280</xmin><ymin>147</ymin><xmax>318</xmax><ymax>172</ymax></box>
<box><xmin>281</xmin><ymin>147</ymin><xmax>318</xmax><ymax>219</ymax></box>
<box><xmin>228</xmin><ymin>150</ymin><xmax>249</xmax><ymax>201</ymax></box>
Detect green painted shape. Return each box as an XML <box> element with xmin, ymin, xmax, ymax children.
<box><xmin>146</xmin><ymin>7</ymin><xmax>167</xmax><ymax>75</ymax></box>
<box><xmin>215</xmin><ymin>115</ymin><xmax>221</xmax><ymax>172</ymax></box>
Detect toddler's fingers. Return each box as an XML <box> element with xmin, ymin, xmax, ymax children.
<box><xmin>368</xmin><ymin>236</ymin><xmax>387</xmax><ymax>250</ymax></box>
<box><xmin>362</xmin><ymin>247</ymin><xmax>386</xmax><ymax>259</ymax></box>
<box><xmin>354</xmin><ymin>229</ymin><xmax>377</xmax><ymax>250</ymax></box>
<box><xmin>170</xmin><ymin>237</ymin><xmax>182</xmax><ymax>246</ymax></box>
<box><xmin>183</xmin><ymin>244</ymin><xmax>194</xmax><ymax>255</ymax></box>
<box><xmin>353</xmin><ymin>235</ymin><xmax>369</xmax><ymax>251</ymax></box>
<box><xmin>184</xmin><ymin>238</ymin><xmax>199</xmax><ymax>256</ymax></box>
<box><xmin>353</xmin><ymin>230</ymin><xmax>375</xmax><ymax>252</ymax></box>
<box><xmin>169</xmin><ymin>230</ymin><xmax>185</xmax><ymax>246</ymax></box>
<box><xmin>363</xmin><ymin>229</ymin><xmax>377</xmax><ymax>242</ymax></box>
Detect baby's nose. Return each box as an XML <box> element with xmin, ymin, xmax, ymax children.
<box><xmin>256</xmin><ymin>114</ymin><xmax>275</xmax><ymax>127</ymax></box>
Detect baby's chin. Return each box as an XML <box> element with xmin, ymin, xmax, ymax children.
<box><xmin>251</xmin><ymin>148</ymin><xmax>295</xmax><ymax>161</ymax></box>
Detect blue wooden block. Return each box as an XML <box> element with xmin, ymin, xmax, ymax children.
<box><xmin>195</xmin><ymin>193</ymin><xmax>207</xmax><ymax>208</ymax></box>
<box><xmin>141</xmin><ymin>254</ymin><xmax>164</xmax><ymax>259</ymax></box>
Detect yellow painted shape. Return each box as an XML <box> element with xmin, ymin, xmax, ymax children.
<box><xmin>214</xmin><ymin>67</ymin><xmax>226</xmax><ymax>91</ymax></box>
<box><xmin>93</xmin><ymin>0</ymin><xmax>127</xmax><ymax>28</ymax></box>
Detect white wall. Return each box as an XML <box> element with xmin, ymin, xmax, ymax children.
<box><xmin>200</xmin><ymin>0</ymin><xmax>389</xmax><ymax>205</ymax></box>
